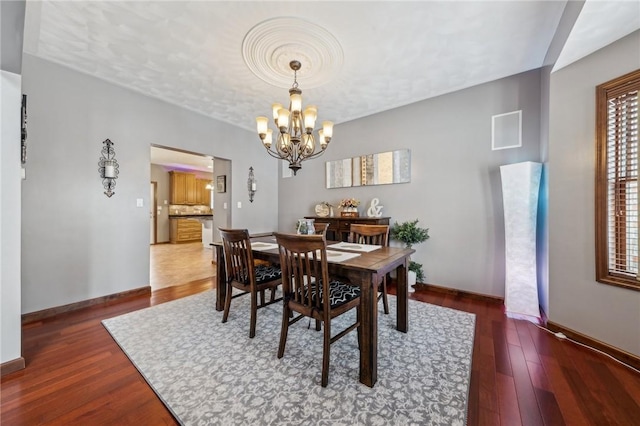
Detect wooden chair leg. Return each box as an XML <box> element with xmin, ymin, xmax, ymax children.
<box><xmin>321</xmin><ymin>321</ymin><xmax>330</xmax><ymax>387</ymax></box>
<box><xmin>259</xmin><ymin>289</ymin><xmax>266</xmax><ymax>306</ymax></box>
<box><xmin>278</xmin><ymin>304</ymin><xmax>290</xmax><ymax>359</ymax></box>
<box><xmin>249</xmin><ymin>292</ymin><xmax>258</xmax><ymax>338</ymax></box>
<box><xmin>315</xmin><ymin>319</ymin><xmax>321</xmax><ymax>331</ymax></box>
<box><xmin>222</xmin><ymin>283</ymin><xmax>232</xmax><ymax>323</ymax></box>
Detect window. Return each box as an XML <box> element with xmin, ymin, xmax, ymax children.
<box><xmin>596</xmin><ymin>69</ymin><xmax>640</xmax><ymax>291</ymax></box>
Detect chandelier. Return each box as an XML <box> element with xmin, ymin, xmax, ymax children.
<box><xmin>256</xmin><ymin>60</ymin><xmax>333</xmax><ymax>175</ymax></box>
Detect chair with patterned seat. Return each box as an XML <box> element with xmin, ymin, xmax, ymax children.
<box><xmin>219</xmin><ymin>228</ymin><xmax>283</xmax><ymax>338</ymax></box>
<box><xmin>274</xmin><ymin>232</ymin><xmax>361</xmax><ymax>387</ymax></box>
<box><xmin>348</xmin><ymin>224</ymin><xmax>391</xmax><ymax>314</ymax></box>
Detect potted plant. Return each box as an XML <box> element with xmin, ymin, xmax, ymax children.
<box><xmin>390</xmin><ymin>219</ymin><xmax>430</xmax><ymax>291</ymax></box>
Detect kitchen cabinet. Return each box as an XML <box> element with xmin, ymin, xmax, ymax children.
<box><xmin>170</xmin><ymin>171</ymin><xmax>200</xmax><ymax>205</ymax></box>
<box><xmin>196</xmin><ymin>178</ymin><xmax>211</xmax><ymax>206</ymax></box>
<box><xmin>185</xmin><ymin>174</ymin><xmax>197</xmax><ymax>204</ymax></box>
<box><xmin>170</xmin><ymin>171</ymin><xmax>186</xmax><ymax>204</ymax></box>
<box><xmin>170</xmin><ymin>218</ymin><xmax>203</xmax><ymax>243</ymax></box>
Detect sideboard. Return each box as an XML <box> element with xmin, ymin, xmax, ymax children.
<box><xmin>304</xmin><ymin>216</ymin><xmax>391</xmax><ymax>242</ymax></box>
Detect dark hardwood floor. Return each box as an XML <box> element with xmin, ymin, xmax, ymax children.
<box><xmin>2</xmin><ymin>279</ymin><xmax>639</xmax><ymax>425</ymax></box>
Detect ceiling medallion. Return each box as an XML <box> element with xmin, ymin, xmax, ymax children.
<box><xmin>242</xmin><ymin>17</ymin><xmax>344</xmax><ymax>89</ymax></box>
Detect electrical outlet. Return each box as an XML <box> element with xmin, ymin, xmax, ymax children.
<box><xmin>136</xmin><ymin>198</ymin><xmax>144</xmax><ymax>207</ymax></box>
<box><xmin>237</xmin><ymin>202</ymin><xmax>242</xmax><ymax>209</ymax></box>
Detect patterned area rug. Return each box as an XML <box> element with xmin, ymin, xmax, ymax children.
<box><xmin>102</xmin><ymin>291</ymin><xmax>475</xmax><ymax>425</ymax></box>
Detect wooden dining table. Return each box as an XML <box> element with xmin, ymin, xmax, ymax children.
<box><xmin>211</xmin><ymin>234</ymin><xmax>415</xmax><ymax>388</ymax></box>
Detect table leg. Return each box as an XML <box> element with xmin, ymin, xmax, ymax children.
<box><xmin>348</xmin><ymin>270</ymin><xmax>378</xmax><ymax>387</ymax></box>
<box><xmin>396</xmin><ymin>260</ymin><xmax>409</xmax><ymax>333</ymax></box>
<box><xmin>214</xmin><ymin>245</ymin><xmax>226</xmax><ymax>311</ymax></box>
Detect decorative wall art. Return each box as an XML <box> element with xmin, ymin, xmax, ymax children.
<box><xmin>216</xmin><ymin>175</ymin><xmax>226</xmax><ymax>193</ymax></box>
<box><xmin>98</xmin><ymin>138</ymin><xmax>119</xmax><ymax>198</ymax></box>
<box><xmin>326</xmin><ymin>149</ymin><xmax>411</xmax><ymax>189</ymax></box>
<box><xmin>247</xmin><ymin>167</ymin><xmax>256</xmax><ymax>202</ymax></box>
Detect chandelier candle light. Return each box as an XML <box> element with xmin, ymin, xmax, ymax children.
<box><xmin>256</xmin><ymin>60</ymin><xmax>334</xmax><ymax>175</ymax></box>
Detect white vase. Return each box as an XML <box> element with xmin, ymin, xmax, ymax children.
<box><xmin>408</xmin><ymin>270</ymin><xmax>416</xmax><ymax>292</ymax></box>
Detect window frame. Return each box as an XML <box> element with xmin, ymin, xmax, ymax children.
<box><xmin>595</xmin><ymin>69</ymin><xmax>640</xmax><ymax>291</ymax></box>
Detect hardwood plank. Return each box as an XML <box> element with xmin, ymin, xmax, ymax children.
<box><xmin>534</xmin><ymin>387</ymin><xmax>565</xmax><ymax>426</ymax></box>
<box><xmin>561</xmin><ymin>364</ymin><xmax>610</xmax><ymax>425</ymax></box>
<box><xmin>492</xmin><ymin>320</ymin><xmax>513</xmax><ymax>376</ymax></box>
<box><xmin>507</xmin><ymin>343</ymin><xmax>545</xmax><ymax>426</ymax></box>
<box><xmin>515</xmin><ymin>320</ymin><xmax>541</xmax><ymax>364</ymax></box>
<box><xmin>496</xmin><ymin>372</ymin><xmax>522</xmax><ymax>426</ymax></box>
<box><xmin>538</xmin><ymin>352</ymin><xmax>591</xmax><ymax>426</ymax></box>
<box><xmin>590</xmin><ymin>359</ymin><xmax>640</xmax><ymax>425</ymax></box>
<box><xmin>526</xmin><ymin>360</ymin><xmax>551</xmax><ymax>392</ymax></box>
<box><xmin>477</xmin><ymin>352</ymin><xmax>499</xmax><ymax>413</ymax></box>
<box><xmin>609</xmin><ymin>360</ymin><xmax>640</xmax><ymax>403</ymax></box>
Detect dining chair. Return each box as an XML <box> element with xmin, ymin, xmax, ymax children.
<box><xmin>274</xmin><ymin>232</ymin><xmax>361</xmax><ymax>387</ymax></box>
<box><xmin>219</xmin><ymin>228</ymin><xmax>283</xmax><ymax>338</ymax></box>
<box><xmin>347</xmin><ymin>224</ymin><xmax>391</xmax><ymax>314</ymax></box>
<box><xmin>313</xmin><ymin>222</ymin><xmax>330</xmax><ymax>236</ymax></box>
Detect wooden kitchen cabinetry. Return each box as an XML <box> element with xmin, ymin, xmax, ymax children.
<box><xmin>196</xmin><ymin>178</ymin><xmax>211</xmax><ymax>206</ymax></box>
<box><xmin>170</xmin><ymin>171</ymin><xmax>211</xmax><ymax>205</ymax></box>
<box><xmin>170</xmin><ymin>218</ymin><xmax>202</xmax><ymax>243</ymax></box>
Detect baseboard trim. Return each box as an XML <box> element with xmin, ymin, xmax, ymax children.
<box><xmin>413</xmin><ymin>282</ymin><xmax>504</xmax><ymax>304</ymax></box>
<box><xmin>547</xmin><ymin>320</ymin><xmax>640</xmax><ymax>371</ymax></box>
<box><xmin>1</xmin><ymin>357</ymin><xmax>25</xmax><ymax>377</ymax></box>
<box><xmin>22</xmin><ymin>286</ymin><xmax>151</xmax><ymax>325</ymax></box>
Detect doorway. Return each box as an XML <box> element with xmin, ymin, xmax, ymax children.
<box><xmin>149</xmin><ymin>144</ymin><xmax>218</xmax><ymax>289</ymax></box>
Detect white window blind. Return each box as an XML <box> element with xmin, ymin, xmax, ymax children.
<box><xmin>606</xmin><ymin>91</ymin><xmax>639</xmax><ymax>276</ymax></box>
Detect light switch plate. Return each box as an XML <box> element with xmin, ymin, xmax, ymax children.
<box><xmin>136</xmin><ymin>198</ymin><xmax>144</xmax><ymax>207</ymax></box>
<box><xmin>223</xmin><ymin>202</ymin><xmax>228</xmax><ymax>209</ymax></box>
<box><xmin>237</xmin><ymin>202</ymin><xmax>242</xmax><ymax>209</ymax></box>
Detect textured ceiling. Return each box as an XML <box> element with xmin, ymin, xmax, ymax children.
<box><xmin>22</xmin><ymin>0</ymin><xmax>640</xmax><ymax>138</ymax></box>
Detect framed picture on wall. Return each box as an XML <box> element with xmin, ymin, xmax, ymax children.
<box><xmin>216</xmin><ymin>175</ymin><xmax>226</xmax><ymax>193</ymax></box>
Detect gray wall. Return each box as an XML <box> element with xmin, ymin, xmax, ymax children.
<box><xmin>1</xmin><ymin>71</ymin><xmax>23</xmax><ymax>364</ymax></box>
<box><xmin>20</xmin><ymin>54</ymin><xmax>279</xmax><ymax>314</ymax></box>
<box><xmin>548</xmin><ymin>30</ymin><xmax>640</xmax><ymax>356</ymax></box>
<box><xmin>279</xmin><ymin>69</ymin><xmax>543</xmax><ymax>297</ymax></box>
<box><xmin>1</xmin><ymin>0</ymin><xmax>25</xmax><ymax>365</ymax></box>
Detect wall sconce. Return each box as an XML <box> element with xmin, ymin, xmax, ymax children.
<box><xmin>248</xmin><ymin>166</ymin><xmax>257</xmax><ymax>203</ymax></box>
<box><xmin>98</xmin><ymin>138</ymin><xmax>119</xmax><ymax>197</ymax></box>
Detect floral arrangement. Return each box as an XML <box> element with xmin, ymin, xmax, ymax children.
<box><xmin>320</xmin><ymin>201</ymin><xmax>333</xmax><ymax>207</ymax></box>
<box><xmin>338</xmin><ymin>198</ymin><xmax>360</xmax><ymax>208</ymax></box>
